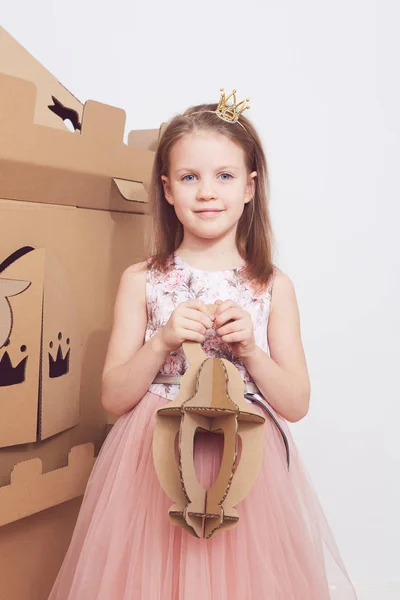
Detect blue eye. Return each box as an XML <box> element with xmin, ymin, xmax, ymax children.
<box><xmin>182</xmin><ymin>174</ymin><xmax>196</xmax><ymax>182</ymax></box>
<box><xmin>220</xmin><ymin>173</ymin><xmax>233</xmax><ymax>180</ymax></box>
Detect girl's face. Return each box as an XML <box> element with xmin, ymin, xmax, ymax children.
<box><xmin>161</xmin><ymin>130</ymin><xmax>256</xmax><ymax>243</ymax></box>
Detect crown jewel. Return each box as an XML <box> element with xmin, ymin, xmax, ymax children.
<box><xmin>216</xmin><ymin>88</ymin><xmax>250</xmax><ymax>124</ymax></box>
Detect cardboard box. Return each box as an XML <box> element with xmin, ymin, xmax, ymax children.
<box><xmin>153</xmin><ymin>313</ymin><xmax>266</xmax><ymax>539</ymax></box>
<box><xmin>0</xmin><ymin>27</ymin><xmax>158</xmax><ymax>599</ymax></box>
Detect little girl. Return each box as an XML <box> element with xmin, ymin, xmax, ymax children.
<box><xmin>48</xmin><ymin>90</ymin><xmax>357</xmax><ymax>599</ymax></box>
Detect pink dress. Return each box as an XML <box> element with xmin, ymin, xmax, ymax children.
<box><xmin>48</xmin><ymin>254</ymin><xmax>357</xmax><ymax>600</ymax></box>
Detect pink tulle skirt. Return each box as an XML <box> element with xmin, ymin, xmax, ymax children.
<box><xmin>48</xmin><ymin>392</ymin><xmax>357</xmax><ymax>599</ymax></box>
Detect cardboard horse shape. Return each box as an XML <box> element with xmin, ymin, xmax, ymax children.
<box><xmin>153</xmin><ymin>309</ymin><xmax>266</xmax><ymax>539</ymax></box>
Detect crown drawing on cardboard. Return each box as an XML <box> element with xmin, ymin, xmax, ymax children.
<box><xmin>153</xmin><ymin>306</ymin><xmax>265</xmax><ymax>539</ymax></box>
<box><xmin>0</xmin><ymin>246</ymin><xmax>81</xmax><ymax>447</ymax></box>
<box><xmin>48</xmin><ymin>334</ymin><xmax>70</xmax><ymax>379</ymax></box>
<box><xmin>0</xmin><ymin>275</ymin><xmax>31</xmax><ymax>387</ymax></box>
<box><xmin>0</xmin><ymin>345</ymin><xmax>28</xmax><ymax>387</ymax></box>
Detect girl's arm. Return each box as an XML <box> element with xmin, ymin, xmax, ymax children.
<box><xmin>101</xmin><ymin>263</ymin><xmax>169</xmax><ymax>417</ymax></box>
<box><xmin>214</xmin><ymin>270</ymin><xmax>310</xmax><ymax>422</ymax></box>
<box><xmin>241</xmin><ymin>270</ymin><xmax>311</xmax><ymax>422</ymax></box>
<box><xmin>101</xmin><ymin>264</ymin><xmax>214</xmax><ymax>418</ymax></box>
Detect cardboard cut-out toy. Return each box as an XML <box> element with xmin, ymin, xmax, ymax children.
<box><xmin>153</xmin><ymin>307</ymin><xmax>266</xmax><ymax>539</ymax></box>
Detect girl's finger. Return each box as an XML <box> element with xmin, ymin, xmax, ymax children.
<box><xmin>181</xmin><ymin>308</ymin><xmax>213</xmax><ymax>329</ymax></box>
<box><xmin>184</xmin><ymin>299</ymin><xmax>209</xmax><ymax>314</ymax></box>
<box><xmin>217</xmin><ymin>320</ymin><xmax>247</xmax><ymax>337</ymax></box>
<box><xmin>214</xmin><ymin>299</ymin><xmax>236</xmax><ymax>314</ymax></box>
<box><xmin>214</xmin><ymin>307</ymin><xmax>245</xmax><ymax>328</ymax></box>
<box><xmin>181</xmin><ymin>328</ymin><xmax>206</xmax><ymax>344</ymax></box>
<box><xmin>181</xmin><ymin>317</ymin><xmax>208</xmax><ymax>335</ymax></box>
<box><xmin>220</xmin><ymin>332</ymin><xmax>248</xmax><ymax>344</ymax></box>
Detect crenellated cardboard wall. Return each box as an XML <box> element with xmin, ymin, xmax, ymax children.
<box><xmin>0</xmin><ymin>27</ymin><xmax>158</xmax><ymax>600</ymax></box>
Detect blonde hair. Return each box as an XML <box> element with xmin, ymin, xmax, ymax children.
<box><xmin>148</xmin><ymin>103</ymin><xmax>275</xmax><ymax>286</ymax></box>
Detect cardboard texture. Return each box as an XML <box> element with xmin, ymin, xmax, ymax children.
<box><xmin>0</xmin><ymin>443</ymin><xmax>95</xmax><ymax>527</ymax></box>
<box><xmin>0</xmin><ymin>26</ymin><xmax>83</xmax><ymax>130</ymax></box>
<box><xmin>0</xmin><ymin>71</ymin><xmax>155</xmax><ymax>212</ymax></box>
<box><xmin>0</xmin><ymin>246</ymin><xmax>82</xmax><ymax>446</ymax></box>
<box><xmin>0</xmin><ymin>27</ymin><xmax>158</xmax><ymax>599</ymax></box>
<box><xmin>0</xmin><ymin>498</ymin><xmax>83</xmax><ymax>600</ymax></box>
<box><xmin>153</xmin><ymin>307</ymin><xmax>266</xmax><ymax>539</ymax></box>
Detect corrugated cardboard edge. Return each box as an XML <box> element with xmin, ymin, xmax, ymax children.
<box><xmin>0</xmin><ymin>443</ymin><xmax>95</xmax><ymax>527</ymax></box>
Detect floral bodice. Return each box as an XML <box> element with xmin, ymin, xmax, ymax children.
<box><xmin>146</xmin><ymin>253</ymin><xmax>275</xmax><ymax>400</ymax></box>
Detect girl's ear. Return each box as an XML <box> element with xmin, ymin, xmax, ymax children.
<box><xmin>161</xmin><ymin>175</ymin><xmax>174</xmax><ymax>205</ymax></box>
<box><xmin>244</xmin><ymin>171</ymin><xmax>257</xmax><ymax>204</ymax></box>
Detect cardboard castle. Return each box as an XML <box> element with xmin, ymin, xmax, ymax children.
<box><xmin>0</xmin><ymin>26</ymin><xmax>157</xmax><ymax>599</ymax></box>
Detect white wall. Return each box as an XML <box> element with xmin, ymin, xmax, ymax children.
<box><xmin>2</xmin><ymin>1</ymin><xmax>399</xmax><ymax>596</ymax></box>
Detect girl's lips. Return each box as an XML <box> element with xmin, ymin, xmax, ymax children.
<box><xmin>195</xmin><ymin>210</ymin><xmax>224</xmax><ymax>219</ymax></box>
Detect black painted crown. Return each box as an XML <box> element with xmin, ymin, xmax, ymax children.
<box><xmin>0</xmin><ymin>351</ymin><xmax>28</xmax><ymax>387</ymax></box>
<box><xmin>48</xmin><ymin>345</ymin><xmax>70</xmax><ymax>378</ymax></box>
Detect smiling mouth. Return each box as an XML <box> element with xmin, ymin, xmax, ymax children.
<box><xmin>195</xmin><ymin>209</ymin><xmax>224</xmax><ymax>213</ymax></box>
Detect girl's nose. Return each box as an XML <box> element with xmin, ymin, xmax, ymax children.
<box><xmin>196</xmin><ymin>186</ymin><xmax>217</xmax><ymax>201</ymax></box>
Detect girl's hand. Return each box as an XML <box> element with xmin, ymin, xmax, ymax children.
<box><xmin>159</xmin><ymin>299</ymin><xmax>214</xmax><ymax>352</ymax></box>
<box><xmin>214</xmin><ymin>300</ymin><xmax>256</xmax><ymax>358</ymax></box>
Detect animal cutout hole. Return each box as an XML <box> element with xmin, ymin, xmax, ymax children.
<box><xmin>193</xmin><ymin>429</ymin><xmax>224</xmax><ymax>490</ymax></box>
<box><xmin>48</xmin><ymin>96</ymin><xmax>82</xmax><ymax>132</ymax></box>
<box><xmin>63</xmin><ymin>119</ymin><xmax>76</xmax><ymax>133</ymax></box>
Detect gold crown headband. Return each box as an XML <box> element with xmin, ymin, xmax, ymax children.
<box><xmin>189</xmin><ymin>88</ymin><xmax>250</xmax><ymax>131</ymax></box>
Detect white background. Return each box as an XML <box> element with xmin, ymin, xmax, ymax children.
<box><xmin>2</xmin><ymin>1</ymin><xmax>399</xmax><ymax>597</ymax></box>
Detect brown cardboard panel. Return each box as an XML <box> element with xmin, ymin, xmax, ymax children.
<box><xmin>0</xmin><ymin>28</ymin><xmax>152</xmax><ymax>592</ymax></box>
<box><xmin>40</xmin><ymin>251</ymin><xmax>81</xmax><ymax>440</ymax></box>
<box><xmin>0</xmin><ymin>243</ymin><xmax>82</xmax><ymax>446</ymax></box>
<box><xmin>0</xmin><ymin>26</ymin><xmax>83</xmax><ymax>130</ymax></box>
<box><xmin>0</xmin><ymin>497</ymin><xmax>82</xmax><ymax>600</ymax></box>
<box><xmin>0</xmin><ymin>248</ymin><xmax>45</xmax><ymax>447</ymax></box>
<box><xmin>0</xmin><ymin>199</ymin><xmax>147</xmax><ymax>493</ymax></box>
<box><xmin>113</xmin><ymin>178</ymin><xmax>149</xmax><ymax>205</ymax></box>
<box><xmin>153</xmin><ymin>312</ymin><xmax>266</xmax><ymax>539</ymax></box>
<box><xmin>128</xmin><ymin>128</ymin><xmax>161</xmax><ymax>151</ymax></box>
<box><xmin>0</xmin><ymin>443</ymin><xmax>94</xmax><ymax>527</ymax></box>
<box><xmin>0</xmin><ymin>72</ymin><xmax>155</xmax><ymax>213</ymax></box>
<box><xmin>159</xmin><ymin>122</ymin><xmax>169</xmax><ymax>139</ymax></box>
<box><xmin>0</xmin><ymin>279</ymin><xmax>30</xmax><ymax>349</ymax></box>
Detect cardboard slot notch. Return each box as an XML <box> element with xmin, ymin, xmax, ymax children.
<box><xmin>112</xmin><ymin>178</ymin><xmax>149</xmax><ymax>207</ymax></box>
<box><xmin>0</xmin><ymin>443</ymin><xmax>95</xmax><ymax>527</ymax></box>
<box><xmin>153</xmin><ymin>311</ymin><xmax>266</xmax><ymax>539</ymax></box>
